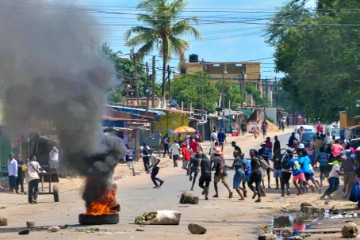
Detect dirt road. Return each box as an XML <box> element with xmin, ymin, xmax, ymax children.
<box><xmin>2</xmin><ymin>127</ymin><xmax>354</xmax><ymax>240</ymax></box>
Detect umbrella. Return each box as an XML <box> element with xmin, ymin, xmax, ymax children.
<box><xmin>166</xmin><ymin>129</ymin><xmax>178</xmax><ymax>135</ymax></box>
<box><xmin>174</xmin><ymin>126</ymin><xmax>196</xmax><ymax>134</ymax></box>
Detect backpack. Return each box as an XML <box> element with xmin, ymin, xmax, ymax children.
<box><xmin>281</xmin><ymin>156</ymin><xmax>290</xmax><ymax>169</ymax></box>
<box><xmin>142</xmin><ymin>146</ymin><xmax>149</xmax><ymax>155</ymax></box>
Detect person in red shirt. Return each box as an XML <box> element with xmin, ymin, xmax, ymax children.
<box><xmin>181</xmin><ymin>144</ymin><xmax>191</xmax><ymax>172</ymax></box>
<box><xmin>316</xmin><ymin>125</ymin><xmax>324</xmax><ymax>134</ymax></box>
<box><xmin>189</xmin><ymin>137</ymin><xmax>199</xmax><ymax>155</ymax></box>
<box><xmin>331</xmin><ymin>140</ymin><xmax>344</xmax><ymax>159</ymax></box>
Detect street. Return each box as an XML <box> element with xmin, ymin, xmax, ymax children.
<box><xmin>0</xmin><ymin>130</ymin><xmax>292</xmax><ymax>240</ymax></box>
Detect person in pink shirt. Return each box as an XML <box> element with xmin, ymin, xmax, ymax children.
<box><xmin>331</xmin><ymin>140</ymin><xmax>344</xmax><ymax>158</ymax></box>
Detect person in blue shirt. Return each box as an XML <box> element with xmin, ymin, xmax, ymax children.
<box><xmin>317</xmin><ymin>147</ymin><xmax>330</xmax><ymax>187</ymax></box>
<box><xmin>217</xmin><ymin>128</ymin><xmax>226</xmax><ymax>151</ymax></box>
<box><xmin>259</xmin><ymin>143</ymin><xmax>271</xmax><ymax>188</ymax></box>
<box><xmin>288</xmin><ymin>154</ymin><xmax>307</xmax><ymax>195</ymax></box>
<box><xmin>242</xmin><ymin>153</ymin><xmax>251</xmax><ymax>198</ymax></box>
<box><xmin>298</xmin><ymin>148</ymin><xmax>321</xmax><ymax>194</ymax></box>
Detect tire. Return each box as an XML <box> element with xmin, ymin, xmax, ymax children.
<box><xmin>53</xmin><ymin>185</ymin><xmax>59</xmax><ymax>202</ymax></box>
<box><xmin>79</xmin><ymin>213</ymin><xmax>119</xmax><ymax>225</ymax></box>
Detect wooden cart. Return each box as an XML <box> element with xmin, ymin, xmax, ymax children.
<box><xmin>39</xmin><ymin>172</ymin><xmax>60</xmax><ymax>202</ymax></box>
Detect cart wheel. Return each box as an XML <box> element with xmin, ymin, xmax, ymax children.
<box><xmin>53</xmin><ymin>185</ymin><xmax>59</xmax><ymax>202</ymax></box>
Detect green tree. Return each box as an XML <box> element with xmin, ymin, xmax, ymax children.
<box><xmin>266</xmin><ymin>0</ymin><xmax>360</xmax><ymax>122</ymax></box>
<box><xmin>171</xmin><ymin>73</ymin><xmax>218</xmax><ymax>112</ymax></box>
<box><xmin>214</xmin><ymin>81</ymin><xmax>243</xmax><ymax>109</ymax></box>
<box><xmin>125</xmin><ymin>0</ymin><xmax>201</xmax><ymax>99</ymax></box>
<box><xmin>246</xmin><ymin>84</ymin><xmax>267</xmax><ymax>107</ymax></box>
<box><xmin>102</xmin><ymin>44</ymin><xmax>147</xmax><ymax>104</ymax></box>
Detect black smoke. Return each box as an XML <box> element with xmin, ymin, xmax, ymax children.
<box><xmin>0</xmin><ymin>0</ymin><xmax>126</xmax><ymax>202</ymax></box>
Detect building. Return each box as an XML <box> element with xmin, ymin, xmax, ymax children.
<box><xmin>175</xmin><ymin>54</ymin><xmax>261</xmax><ymax>88</ymax></box>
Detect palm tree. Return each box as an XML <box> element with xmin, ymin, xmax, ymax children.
<box><xmin>125</xmin><ymin>0</ymin><xmax>201</xmax><ymax>101</ymax></box>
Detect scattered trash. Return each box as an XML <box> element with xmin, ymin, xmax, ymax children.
<box><xmin>135</xmin><ymin>210</ymin><xmax>181</xmax><ymax>225</ymax></box>
<box><xmin>276</xmin><ymin>196</ymin><xmax>284</xmax><ymax>201</ymax></box>
<box><xmin>324</xmin><ymin>210</ymin><xmax>330</xmax><ymax>218</ymax></box>
<box><xmin>330</xmin><ymin>214</ymin><xmax>343</xmax><ymax>219</ymax></box>
<box><xmin>48</xmin><ymin>226</ymin><xmax>60</xmax><ymax>232</ymax></box>
<box><xmin>135</xmin><ymin>228</ymin><xmax>144</xmax><ymax>232</ymax></box>
<box><xmin>258</xmin><ymin>233</ymin><xmax>276</xmax><ymax>240</ymax></box>
<box><xmin>188</xmin><ymin>223</ymin><xmax>206</xmax><ymax>234</ymax></box>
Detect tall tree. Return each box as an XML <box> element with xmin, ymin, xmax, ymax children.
<box><xmin>125</xmin><ymin>0</ymin><xmax>201</xmax><ymax>100</ymax></box>
<box><xmin>266</xmin><ymin>0</ymin><xmax>360</xmax><ymax>122</ymax></box>
<box><xmin>102</xmin><ymin>44</ymin><xmax>147</xmax><ymax>104</ymax></box>
<box><xmin>171</xmin><ymin>73</ymin><xmax>218</xmax><ymax>112</ymax></box>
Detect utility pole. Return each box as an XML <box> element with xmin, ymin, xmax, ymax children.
<box><xmin>130</xmin><ymin>47</ymin><xmax>139</xmax><ymax>106</ymax></box>
<box><xmin>167</xmin><ymin>64</ymin><xmax>171</xmax><ymax>97</ymax></box>
<box><xmin>239</xmin><ymin>65</ymin><xmax>246</xmax><ymax>109</ymax></box>
<box><xmin>151</xmin><ymin>56</ymin><xmax>156</xmax><ymax>108</ymax></box>
<box><xmin>146</xmin><ymin>62</ymin><xmax>150</xmax><ymax>112</ymax></box>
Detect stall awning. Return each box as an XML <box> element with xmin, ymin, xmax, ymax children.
<box><xmin>106</xmin><ymin>105</ymin><xmax>165</xmax><ymax>116</ymax></box>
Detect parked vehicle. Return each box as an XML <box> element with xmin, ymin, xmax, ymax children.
<box><xmin>300</xmin><ymin>131</ymin><xmax>316</xmax><ymax>145</ymax></box>
<box><xmin>295</xmin><ymin>125</ymin><xmax>315</xmax><ymax>133</ymax></box>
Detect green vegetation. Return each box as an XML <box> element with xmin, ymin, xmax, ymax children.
<box><xmin>266</xmin><ymin>0</ymin><xmax>360</xmax><ymax>122</ymax></box>
<box><xmin>125</xmin><ymin>0</ymin><xmax>201</xmax><ymax>98</ymax></box>
<box><xmin>246</xmin><ymin>83</ymin><xmax>267</xmax><ymax>107</ymax></box>
<box><xmin>171</xmin><ymin>73</ymin><xmax>218</xmax><ymax>112</ymax></box>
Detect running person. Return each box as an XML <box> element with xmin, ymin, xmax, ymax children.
<box><xmin>226</xmin><ymin>151</ymin><xmax>246</xmax><ymax>200</ymax></box>
<box><xmin>212</xmin><ymin>149</ymin><xmax>233</xmax><ymax>198</ymax></box>
<box><xmin>188</xmin><ymin>155</ymin><xmax>200</xmax><ymax>191</ymax></box>
<box><xmin>148</xmin><ymin>149</ymin><xmax>164</xmax><ymax>188</ymax></box>
<box><xmin>248</xmin><ymin>149</ymin><xmax>263</xmax><ymax>202</ymax></box>
<box><xmin>198</xmin><ymin>154</ymin><xmax>211</xmax><ymax>200</ymax></box>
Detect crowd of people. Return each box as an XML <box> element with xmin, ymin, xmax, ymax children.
<box><xmin>6</xmin><ymin>146</ymin><xmax>59</xmax><ymax>204</ymax></box>
<box><xmin>133</xmin><ymin>125</ymin><xmax>360</xmax><ymax>207</ymax></box>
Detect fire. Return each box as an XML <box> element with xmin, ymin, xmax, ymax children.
<box><xmin>84</xmin><ymin>184</ymin><xmax>120</xmax><ymax>216</ymax></box>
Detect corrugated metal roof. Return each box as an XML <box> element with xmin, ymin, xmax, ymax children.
<box><xmin>107</xmin><ymin>105</ymin><xmax>165</xmax><ymax>116</ymax></box>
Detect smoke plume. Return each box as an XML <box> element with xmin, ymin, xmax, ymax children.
<box><xmin>0</xmin><ymin>1</ymin><xmax>126</xmax><ymax>201</ymax></box>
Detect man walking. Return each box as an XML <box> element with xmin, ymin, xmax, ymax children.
<box><xmin>198</xmin><ymin>153</ymin><xmax>211</xmax><ymax>200</ymax></box>
<box><xmin>217</xmin><ymin>128</ymin><xmax>226</xmax><ymax>151</ymax></box>
<box><xmin>259</xmin><ymin>143</ymin><xmax>271</xmax><ymax>188</ymax></box>
<box><xmin>170</xmin><ymin>140</ymin><xmax>180</xmax><ymax>167</ymax></box>
<box><xmin>162</xmin><ymin>134</ymin><xmax>170</xmax><ymax>157</ymax></box>
<box><xmin>148</xmin><ymin>149</ymin><xmax>164</xmax><ymax>188</ymax></box>
<box><xmin>7</xmin><ymin>153</ymin><xmax>17</xmax><ymax>193</ymax></box>
<box><xmin>27</xmin><ymin>155</ymin><xmax>41</xmax><ymax>204</ymax></box>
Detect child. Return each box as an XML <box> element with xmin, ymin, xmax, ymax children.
<box><xmin>317</xmin><ymin>147</ymin><xmax>330</xmax><ymax>187</ymax></box>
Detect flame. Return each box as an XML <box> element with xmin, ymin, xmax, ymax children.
<box><xmin>84</xmin><ymin>185</ymin><xmax>120</xmax><ymax>216</ymax></box>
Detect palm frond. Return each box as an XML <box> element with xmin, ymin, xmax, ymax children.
<box><xmin>170</xmin><ymin>37</ymin><xmax>189</xmax><ymax>57</ymax></box>
<box><xmin>172</xmin><ymin>18</ymin><xmax>202</xmax><ymax>40</ymax></box>
<box><xmin>136</xmin><ymin>40</ymin><xmax>155</xmax><ymax>61</ymax></box>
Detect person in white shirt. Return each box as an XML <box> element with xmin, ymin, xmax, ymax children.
<box><xmin>49</xmin><ymin>146</ymin><xmax>59</xmax><ymax>172</ymax></box>
<box><xmin>211</xmin><ymin>130</ymin><xmax>217</xmax><ymax>141</ymax></box>
<box><xmin>209</xmin><ymin>137</ymin><xmax>216</xmax><ymax>159</ymax></box>
<box><xmin>27</xmin><ymin>155</ymin><xmax>42</xmax><ymax>204</ymax></box>
<box><xmin>7</xmin><ymin>153</ymin><xmax>18</xmax><ymax>193</ymax></box>
<box><xmin>320</xmin><ymin>159</ymin><xmax>342</xmax><ymax>200</ymax></box>
<box><xmin>148</xmin><ymin>149</ymin><xmax>164</xmax><ymax>188</ymax></box>
<box><xmin>251</xmin><ymin>123</ymin><xmax>259</xmax><ymax>139</ymax></box>
<box><xmin>170</xmin><ymin>141</ymin><xmax>180</xmax><ymax>167</ymax></box>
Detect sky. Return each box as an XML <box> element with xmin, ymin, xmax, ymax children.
<box><xmin>51</xmin><ymin>0</ymin><xmax>316</xmax><ymax>81</ymax></box>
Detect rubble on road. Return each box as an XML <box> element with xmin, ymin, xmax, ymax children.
<box><xmin>18</xmin><ymin>229</ymin><xmax>30</xmax><ymax>235</ymax></box>
<box><xmin>257</xmin><ymin>233</ymin><xmax>276</xmax><ymax>240</ymax></box>
<box><xmin>179</xmin><ymin>192</ymin><xmax>199</xmax><ymax>204</ymax></box>
<box><xmin>26</xmin><ymin>220</ymin><xmax>35</xmax><ymax>227</ymax></box>
<box><xmin>48</xmin><ymin>226</ymin><xmax>60</xmax><ymax>232</ymax></box>
<box><xmin>0</xmin><ymin>217</ymin><xmax>7</xmax><ymax>226</ymax></box>
<box><xmin>188</xmin><ymin>223</ymin><xmax>206</xmax><ymax>234</ymax></box>
<box><xmin>341</xmin><ymin>221</ymin><xmax>358</xmax><ymax>238</ymax></box>
<box><xmin>135</xmin><ymin>210</ymin><xmax>181</xmax><ymax>225</ymax></box>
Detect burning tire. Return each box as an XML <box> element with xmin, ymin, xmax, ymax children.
<box><xmin>79</xmin><ymin>213</ymin><xmax>119</xmax><ymax>225</ymax></box>
<box><xmin>53</xmin><ymin>185</ymin><xmax>59</xmax><ymax>202</ymax></box>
